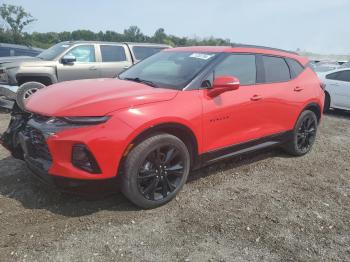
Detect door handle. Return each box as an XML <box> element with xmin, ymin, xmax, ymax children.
<box><xmin>330</xmin><ymin>83</ymin><xmax>339</xmax><ymax>86</ymax></box>
<box><xmin>123</xmin><ymin>65</ymin><xmax>130</xmax><ymax>69</ymax></box>
<box><xmin>89</xmin><ymin>66</ymin><xmax>97</xmax><ymax>70</ymax></box>
<box><xmin>250</xmin><ymin>94</ymin><xmax>262</xmax><ymax>101</ymax></box>
<box><xmin>294</xmin><ymin>86</ymin><xmax>303</xmax><ymax>92</ymax></box>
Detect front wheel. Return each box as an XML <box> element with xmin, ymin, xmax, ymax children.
<box><xmin>121</xmin><ymin>134</ymin><xmax>191</xmax><ymax>209</ymax></box>
<box><xmin>283</xmin><ymin>110</ymin><xmax>318</xmax><ymax>156</ymax></box>
<box><xmin>16</xmin><ymin>82</ymin><xmax>46</xmax><ymax>111</ymax></box>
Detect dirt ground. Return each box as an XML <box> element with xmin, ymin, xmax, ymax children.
<box><xmin>0</xmin><ymin>111</ymin><xmax>349</xmax><ymax>262</ymax></box>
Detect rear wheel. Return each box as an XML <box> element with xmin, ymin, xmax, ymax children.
<box><xmin>324</xmin><ymin>92</ymin><xmax>330</xmax><ymax>113</ymax></box>
<box><xmin>16</xmin><ymin>82</ymin><xmax>46</xmax><ymax>111</ymax></box>
<box><xmin>284</xmin><ymin>110</ymin><xmax>318</xmax><ymax>156</ymax></box>
<box><xmin>121</xmin><ymin>134</ymin><xmax>190</xmax><ymax>209</ymax></box>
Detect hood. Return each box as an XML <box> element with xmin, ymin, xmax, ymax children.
<box><xmin>25</xmin><ymin>78</ymin><xmax>179</xmax><ymax>116</ymax></box>
<box><xmin>0</xmin><ymin>56</ymin><xmax>40</xmax><ymax>68</ymax></box>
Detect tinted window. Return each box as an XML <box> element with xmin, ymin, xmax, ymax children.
<box><xmin>326</xmin><ymin>72</ymin><xmax>340</xmax><ymax>80</ymax></box>
<box><xmin>100</xmin><ymin>45</ymin><xmax>126</xmax><ymax>62</ymax></box>
<box><xmin>214</xmin><ymin>54</ymin><xmax>256</xmax><ymax>85</ymax></box>
<box><xmin>0</xmin><ymin>47</ymin><xmax>10</xmax><ymax>57</ymax></box>
<box><xmin>132</xmin><ymin>46</ymin><xmax>166</xmax><ymax>60</ymax></box>
<box><xmin>65</xmin><ymin>45</ymin><xmax>96</xmax><ymax>62</ymax></box>
<box><xmin>286</xmin><ymin>58</ymin><xmax>304</xmax><ymax>78</ymax></box>
<box><xmin>261</xmin><ymin>56</ymin><xmax>290</xmax><ymax>83</ymax></box>
<box><xmin>335</xmin><ymin>70</ymin><xmax>350</xmax><ymax>82</ymax></box>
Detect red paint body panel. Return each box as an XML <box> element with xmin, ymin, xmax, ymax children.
<box><xmin>22</xmin><ymin>47</ymin><xmax>324</xmax><ymax>181</ymax></box>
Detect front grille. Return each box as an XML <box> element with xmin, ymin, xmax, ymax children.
<box><xmin>23</xmin><ymin>125</ymin><xmax>52</xmax><ymax>161</ymax></box>
<box><xmin>32</xmin><ymin>114</ymin><xmax>51</xmax><ymax>123</ymax></box>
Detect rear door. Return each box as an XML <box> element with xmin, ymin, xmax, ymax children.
<box><xmin>98</xmin><ymin>44</ymin><xmax>133</xmax><ymax>77</ymax></box>
<box><xmin>57</xmin><ymin>44</ymin><xmax>100</xmax><ymax>81</ymax></box>
<box><xmin>253</xmin><ymin>55</ymin><xmax>301</xmax><ymax>134</ymax></box>
<box><xmin>326</xmin><ymin>70</ymin><xmax>350</xmax><ymax>109</ymax></box>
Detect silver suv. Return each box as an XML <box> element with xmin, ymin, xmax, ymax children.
<box><xmin>0</xmin><ymin>41</ymin><xmax>170</xmax><ymax>109</ymax></box>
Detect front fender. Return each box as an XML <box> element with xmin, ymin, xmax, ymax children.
<box><xmin>111</xmin><ymin>91</ymin><xmax>203</xmax><ymax>153</ymax></box>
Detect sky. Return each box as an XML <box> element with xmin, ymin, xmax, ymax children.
<box><xmin>3</xmin><ymin>0</ymin><xmax>350</xmax><ymax>54</ymax></box>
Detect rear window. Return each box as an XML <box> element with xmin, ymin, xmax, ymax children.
<box><xmin>286</xmin><ymin>58</ymin><xmax>304</xmax><ymax>78</ymax></box>
<box><xmin>132</xmin><ymin>46</ymin><xmax>166</xmax><ymax>60</ymax></box>
<box><xmin>261</xmin><ymin>56</ymin><xmax>290</xmax><ymax>83</ymax></box>
<box><xmin>100</xmin><ymin>45</ymin><xmax>126</xmax><ymax>62</ymax></box>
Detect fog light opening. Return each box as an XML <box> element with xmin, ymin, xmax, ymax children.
<box><xmin>72</xmin><ymin>144</ymin><xmax>101</xmax><ymax>174</ymax></box>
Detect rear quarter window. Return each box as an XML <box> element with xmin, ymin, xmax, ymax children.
<box><xmin>286</xmin><ymin>58</ymin><xmax>304</xmax><ymax>78</ymax></box>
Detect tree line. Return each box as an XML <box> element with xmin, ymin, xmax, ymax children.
<box><xmin>0</xmin><ymin>4</ymin><xmax>231</xmax><ymax>49</ymax></box>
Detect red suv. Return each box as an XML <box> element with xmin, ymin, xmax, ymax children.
<box><xmin>1</xmin><ymin>45</ymin><xmax>324</xmax><ymax>208</ymax></box>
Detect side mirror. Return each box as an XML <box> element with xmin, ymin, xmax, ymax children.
<box><xmin>207</xmin><ymin>75</ymin><xmax>240</xmax><ymax>97</ymax></box>
<box><xmin>61</xmin><ymin>55</ymin><xmax>76</xmax><ymax>64</ymax></box>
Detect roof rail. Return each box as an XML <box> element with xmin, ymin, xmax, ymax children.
<box><xmin>231</xmin><ymin>43</ymin><xmax>299</xmax><ymax>55</ymax></box>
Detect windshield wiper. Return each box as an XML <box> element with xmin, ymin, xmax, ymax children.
<box><xmin>123</xmin><ymin>77</ymin><xmax>158</xmax><ymax>88</ymax></box>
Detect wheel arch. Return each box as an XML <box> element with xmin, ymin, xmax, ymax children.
<box><xmin>302</xmin><ymin>102</ymin><xmax>322</xmax><ymax>123</ymax></box>
<box><xmin>16</xmin><ymin>72</ymin><xmax>57</xmax><ymax>86</ymax></box>
<box><xmin>123</xmin><ymin>122</ymin><xmax>200</xmax><ymax>170</ymax></box>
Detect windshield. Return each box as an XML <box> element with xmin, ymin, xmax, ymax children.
<box><xmin>37</xmin><ymin>42</ymin><xmax>72</xmax><ymax>60</ymax></box>
<box><xmin>119</xmin><ymin>51</ymin><xmax>218</xmax><ymax>89</ymax></box>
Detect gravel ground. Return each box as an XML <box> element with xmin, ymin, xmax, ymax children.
<box><xmin>0</xmin><ymin>111</ymin><xmax>349</xmax><ymax>262</ymax></box>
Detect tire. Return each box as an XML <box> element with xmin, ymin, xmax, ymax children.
<box><xmin>324</xmin><ymin>92</ymin><xmax>330</xmax><ymax>113</ymax></box>
<box><xmin>121</xmin><ymin>134</ymin><xmax>191</xmax><ymax>209</ymax></box>
<box><xmin>16</xmin><ymin>82</ymin><xmax>46</xmax><ymax>111</ymax></box>
<box><xmin>283</xmin><ymin>110</ymin><xmax>318</xmax><ymax>156</ymax></box>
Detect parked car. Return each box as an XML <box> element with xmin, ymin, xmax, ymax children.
<box><xmin>0</xmin><ymin>45</ymin><xmax>324</xmax><ymax>209</ymax></box>
<box><xmin>0</xmin><ymin>41</ymin><xmax>170</xmax><ymax>110</ymax></box>
<box><xmin>0</xmin><ymin>43</ymin><xmax>43</xmax><ymax>57</ymax></box>
<box><xmin>317</xmin><ymin>68</ymin><xmax>350</xmax><ymax>111</ymax></box>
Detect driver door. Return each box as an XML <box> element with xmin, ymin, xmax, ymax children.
<box><xmin>201</xmin><ymin>53</ymin><xmax>266</xmax><ymax>152</ymax></box>
<box><xmin>57</xmin><ymin>44</ymin><xmax>100</xmax><ymax>81</ymax></box>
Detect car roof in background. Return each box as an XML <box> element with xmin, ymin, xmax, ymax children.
<box><xmin>167</xmin><ymin>45</ymin><xmax>308</xmax><ymax>65</ymax></box>
<box><xmin>60</xmin><ymin>40</ymin><xmax>170</xmax><ymax>47</ymax></box>
<box><xmin>0</xmin><ymin>42</ymin><xmax>43</xmax><ymax>51</ymax></box>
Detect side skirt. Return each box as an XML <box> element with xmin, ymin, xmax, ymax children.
<box><xmin>197</xmin><ymin>131</ymin><xmax>293</xmax><ymax>168</ymax></box>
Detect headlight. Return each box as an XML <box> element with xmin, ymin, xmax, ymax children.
<box><xmin>62</xmin><ymin>116</ymin><xmax>111</xmax><ymax>125</ymax></box>
<box><xmin>44</xmin><ymin>116</ymin><xmax>110</xmax><ymax>126</ymax></box>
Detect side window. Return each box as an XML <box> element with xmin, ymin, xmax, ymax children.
<box><xmin>0</xmin><ymin>47</ymin><xmax>10</xmax><ymax>57</ymax></box>
<box><xmin>132</xmin><ymin>46</ymin><xmax>165</xmax><ymax>60</ymax></box>
<box><xmin>261</xmin><ymin>56</ymin><xmax>290</xmax><ymax>83</ymax></box>
<box><xmin>326</xmin><ymin>72</ymin><xmax>340</xmax><ymax>80</ymax></box>
<box><xmin>100</xmin><ymin>45</ymin><xmax>127</xmax><ymax>62</ymax></box>
<box><xmin>286</xmin><ymin>58</ymin><xmax>304</xmax><ymax>78</ymax></box>
<box><xmin>65</xmin><ymin>45</ymin><xmax>96</xmax><ymax>62</ymax></box>
<box><xmin>335</xmin><ymin>70</ymin><xmax>350</xmax><ymax>82</ymax></box>
<box><xmin>214</xmin><ymin>54</ymin><xmax>256</xmax><ymax>85</ymax></box>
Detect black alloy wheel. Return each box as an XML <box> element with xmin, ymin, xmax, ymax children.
<box><xmin>121</xmin><ymin>134</ymin><xmax>190</xmax><ymax>209</ymax></box>
<box><xmin>137</xmin><ymin>145</ymin><xmax>185</xmax><ymax>201</ymax></box>
<box><xmin>296</xmin><ymin>114</ymin><xmax>317</xmax><ymax>153</ymax></box>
